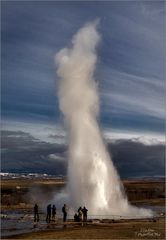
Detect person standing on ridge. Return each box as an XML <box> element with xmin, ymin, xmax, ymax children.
<box><xmin>82</xmin><ymin>206</ymin><xmax>88</xmax><ymax>222</ymax></box>
<box><xmin>34</xmin><ymin>203</ymin><xmax>39</xmax><ymax>222</ymax></box>
<box><xmin>78</xmin><ymin>206</ymin><xmax>82</xmax><ymax>213</ymax></box>
<box><xmin>46</xmin><ymin>204</ymin><xmax>52</xmax><ymax>223</ymax></box>
<box><xmin>62</xmin><ymin>204</ymin><xmax>68</xmax><ymax>222</ymax></box>
<box><xmin>52</xmin><ymin>204</ymin><xmax>56</xmax><ymax>221</ymax></box>
<box><xmin>78</xmin><ymin>207</ymin><xmax>83</xmax><ymax>222</ymax></box>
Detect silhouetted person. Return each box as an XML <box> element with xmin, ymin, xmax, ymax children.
<box><xmin>74</xmin><ymin>213</ymin><xmax>79</xmax><ymax>222</ymax></box>
<box><xmin>78</xmin><ymin>207</ymin><xmax>83</xmax><ymax>222</ymax></box>
<box><xmin>82</xmin><ymin>206</ymin><xmax>88</xmax><ymax>222</ymax></box>
<box><xmin>78</xmin><ymin>206</ymin><xmax>82</xmax><ymax>213</ymax></box>
<box><xmin>34</xmin><ymin>204</ymin><xmax>39</xmax><ymax>222</ymax></box>
<box><xmin>52</xmin><ymin>204</ymin><xmax>56</xmax><ymax>221</ymax></box>
<box><xmin>62</xmin><ymin>204</ymin><xmax>68</xmax><ymax>222</ymax></box>
<box><xmin>46</xmin><ymin>204</ymin><xmax>51</xmax><ymax>223</ymax></box>
<box><xmin>74</xmin><ymin>213</ymin><xmax>80</xmax><ymax>222</ymax></box>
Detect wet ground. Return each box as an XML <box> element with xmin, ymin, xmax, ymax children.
<box><xmin>1</xmin><ymin>209</ymin><xmax>65</xmax><ymax>237</ymax></box>
<box><xmin>1</xmin><ymin>206</ymin><xmax>165</xmax><ymax>238</ymax></box>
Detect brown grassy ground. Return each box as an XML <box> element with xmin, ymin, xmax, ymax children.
<box><xmin>1</xmin><ymin>179</ymin><xmax>165</xmax><ymax>239</ymax></box>
<box><xmin>1</xmin><ymin>178</ymin><xmax>165</xmax><ymax>209</ymax></box>
<box><xmin>1</xmin><ymin>179</ymin><xmax>65</xmax><ymax>188</ymax></box>
<box><xmin>4</xmin><ymin>219</ymin><xmax>165</xmax><ymax>239</ymax></box>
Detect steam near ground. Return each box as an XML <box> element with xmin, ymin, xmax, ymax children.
<box><xmin>55</xmin><ymin>20</ymin><xmax>153</xmax><ymax>218</ymax></box>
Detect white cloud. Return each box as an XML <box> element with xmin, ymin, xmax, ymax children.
<box><xmin>103</xmin><ymin>128</ymin><xmax>165</xmax><ymax>145</ymax></box>
<box><xmin>48</xmin><ymin>154</ymin><xmax>65</xmax><ymax>162</ymax></box>
<box><xmin>2</xmin><ymin>119</ymin><xmax>164</xmax><ymax>146</ymax></box>
<box><xmin>1</xmin><ymin>119</ymin><xmax>66</xmax><ymax>144</ymax></box>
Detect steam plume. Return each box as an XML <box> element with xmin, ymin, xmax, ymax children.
<box><xmin>55</xmin><ymin>21</ymin><xmax>152</xmax><ymax>217</ymax></box>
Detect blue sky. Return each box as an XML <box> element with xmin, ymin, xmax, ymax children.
<box><xmin>1</xmin><ymin>1</ymin><xmax>165</xmax><ymax>141</ymax></box>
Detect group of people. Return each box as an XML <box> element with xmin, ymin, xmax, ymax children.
<box><xmin>34</xmin><ymin>203</ymin><xmax>56</xmax><ymax>223</ymax></box>
<box><xmin>74</xmin><ymin>206</ymin><xmax>88</xmax><ymax>222</ymax></box>
<box><xmin>46</xmin><ymin>204</ymin><xmax>56</xmax><ymax>223</ymax></box>
<box><xmin>34</xmin><ymin>204</ymin><xmax>88</xmax><ymax>223</ymax></box>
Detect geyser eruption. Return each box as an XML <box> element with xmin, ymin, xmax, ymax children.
<box><xmin>55</xmin><ymin>21</ymin><xmax>153</xmax><ymax>217</ymax></box>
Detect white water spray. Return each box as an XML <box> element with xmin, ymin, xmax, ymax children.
<box><xmin>55</xmin><ymin>21</ymin><xmax>153</xmax><ymax>217</ymax></box>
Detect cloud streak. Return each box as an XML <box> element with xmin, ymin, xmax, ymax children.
<box><xmin>1</xmin><ymin>1</ymin><xmax>165</xmax><ymax>157</ymax></box>
<box><xmin>2</xmin><ymin>1</ymin><xmax>165</xmax><ymax>134</ymax></box>
<box><xmin>100</xmin><ymin>68</ymin><xmax>165</xmax><ymax>119</ymax></box>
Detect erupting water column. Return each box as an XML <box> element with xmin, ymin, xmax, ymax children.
<box><xmin>55</xmin><ymin>21</ymin><xmax>153</xmax><ymax>217</ymax></box>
